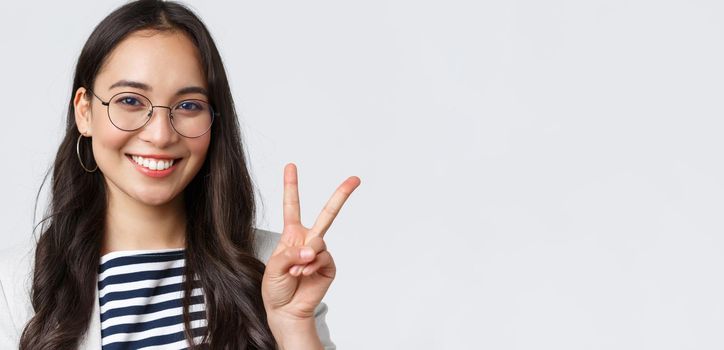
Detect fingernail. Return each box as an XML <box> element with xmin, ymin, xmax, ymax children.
<box><xmin>300</xmin><ymin>247</ymin><xmax>314</xmax><ymax>259</ymax></box>
<box><xmin>290</xmin><ymin>265</ymin><xmax>302</xmax><ymax>275</ymax></box>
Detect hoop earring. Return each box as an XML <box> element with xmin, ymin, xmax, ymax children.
<box><xmin>76</xmin><ymin>134</ymin><xmax>98</xmax><ymax>173</ymax></box>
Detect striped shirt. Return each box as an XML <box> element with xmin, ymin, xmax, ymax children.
<box><xmin>98</xmin><ymin>248</ymin><xmax>207</xmax><ymax>349</ymax></box>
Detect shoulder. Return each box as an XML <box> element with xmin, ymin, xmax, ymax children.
<box><xmin>0</xmin><ymin>239</ymin><xmax>35</xmax><ymax>292</ymax></box>
<box><xmin>0</xmin><ymin>240</ymin><xmax>35</xmax><ymax>345</ymax></box>
<box><xmin>252</xmin><ymin>228</ymin><xmax>281</xmax><ymax>264</ymax></box>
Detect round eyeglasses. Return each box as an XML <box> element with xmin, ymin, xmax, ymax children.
<box><xmin>86</xmin><ymin>88</ymin><xmax>217</xmax><ymax>138</ymax></box>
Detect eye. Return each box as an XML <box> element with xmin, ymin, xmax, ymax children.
<box><xmin>114</xmin><ymin>96</ymin><xmax>144</xmax><ymax>106</ymax></box>
<box><xmin>177</xmin><ymin>101</ymin><xmax>202</xmax><ymax>111</ymax></box>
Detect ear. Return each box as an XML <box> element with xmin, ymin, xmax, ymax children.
<box><xmin>74</xmin><ymin>87</ymin><xmax>93</xmax><ymax>136</ymax></box>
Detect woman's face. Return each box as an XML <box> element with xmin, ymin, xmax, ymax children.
<box><xmin>74</xmin><ymin>29</ymin><xmax>211</xmax><ymax>207</ymax></box>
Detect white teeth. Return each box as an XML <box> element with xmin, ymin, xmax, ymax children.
<box><xmin>130</xmin><ymin>155</ymin><xmax>175</xmax><ymax>171</ymax></box>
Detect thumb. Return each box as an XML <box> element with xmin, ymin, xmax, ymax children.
<box><xmin>265</xmin><ymin>245</ymin><xmax>317</xmax><ymax>278</ymax></box>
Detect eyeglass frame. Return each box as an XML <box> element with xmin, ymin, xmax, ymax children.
<box><xmin>84</xmin><ymin>87</ymin><xmax>218</xmax><ymax>138</ymax></box>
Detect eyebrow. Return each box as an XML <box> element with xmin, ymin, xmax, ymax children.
<box><xmin>108</xmin><ymin>79</ymin><xmax>208</xmax><ymax>97</ymax></box>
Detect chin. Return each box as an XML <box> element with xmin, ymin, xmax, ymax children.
<box><xmin>138</xmin><ymin>197</ymin><xmax>174</xmax><ymax>207</ymax></box>
<box><xmin>130</xmin><ymin>188</ymin><xmax>181</xmax><ymax>207</ymax></box>
<box><xmin>139</xmin><ymin>193</ymin><xmax>180</xmax><ymax>206</ymax></box>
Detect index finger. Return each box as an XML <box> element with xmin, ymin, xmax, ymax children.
<box><xmin>283</xmin><ymin>163</ymin><xmax>302</xmax><ymax>227</ymax></box>
<box><xmin>308</xmin><ymin>176</ymin><xmax>361</xmax><ymax>240</ymax></box>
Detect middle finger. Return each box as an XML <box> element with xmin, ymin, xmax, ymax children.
<box><xmin>308</xmin><ymin>176</ymin><xmax>361</xmax><ymax>240</ymax></box>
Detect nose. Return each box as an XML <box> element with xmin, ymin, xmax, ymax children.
<box><xmin>138</xmin><ymin>106</ymin><xmax>179</xmax><ymax>147</ymax></box>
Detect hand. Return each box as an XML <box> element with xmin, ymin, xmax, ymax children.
<box><xmin>262</xmin><ymin>163</ymin><xmax>361</xmax><ymax>324</ymax></box>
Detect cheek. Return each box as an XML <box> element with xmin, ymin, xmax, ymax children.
<box><xmin>91</xmin><ymin>120</ymin><xmax>131</xmax><ymax>162</ymax></box>
<box><xmin>188</xmin><ymin>135</ymin><xmax>211</xmax><ymax>162</ymax></box>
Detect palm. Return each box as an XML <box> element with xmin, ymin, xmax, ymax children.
<box><xmin>261</xmin><ymin>163</ymin><xmax>360</xmax><ymax>320</ymax></box>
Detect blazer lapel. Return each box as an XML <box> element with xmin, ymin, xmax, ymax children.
<box><xmin>78</xmin><ymin>282</ymin><xmax>102</xmax><ymax>349</ymax></box>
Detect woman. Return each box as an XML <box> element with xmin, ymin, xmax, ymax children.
<box><xmin>0</xmin><ymin>0</ymin><xmax>360</xmax><ymax>349</ymax></box>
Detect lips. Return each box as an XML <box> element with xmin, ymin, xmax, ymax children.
<box><xmin>125</xmin><ymin>153</ymin><xmax>183</xmax><ymax>177</ymax></box>
<box><xmin>125</xmin><ymin>153</ymin><xmax>181</xmax><ymax>159</ymax></box>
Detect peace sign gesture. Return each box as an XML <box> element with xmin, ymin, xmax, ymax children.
<box><xmin>262</xmin><ymin>163</ymin><xmax>360</xmax><ymax>344</ymax></box>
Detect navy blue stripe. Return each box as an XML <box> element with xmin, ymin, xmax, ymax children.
<box><xmin>101</xmin><ymin>295</ymin><xmax>205</xmax><ymax>322</ymax></box>
<box><xmin>99</xmin><ymin>281</ymin><xmax>202</xmax><ymax>307</ymax></box>
<box><xmin>101</xmin><ymin>310</ymin><xmax>206</xmax><ymax>337</ymax></box>
<box><xmin>98</xmin><ymin>267</ymin><xmax>185</xmax><ymax>290</ymax></box>
<box><xmin>99</xmin><ymin>251</ymin><xmax>185</xmax><ymax>274</ymax></box>
<box><xmin>103</xmin><ymin>326</ymin><xmax>207</xmax><ymax>350</ymax></box>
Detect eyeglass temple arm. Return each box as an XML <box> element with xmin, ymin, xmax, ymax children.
<box><xmin>86</xmin><ymin>87</ymin><xmax>110</xmax><ymax>106</ymax></box>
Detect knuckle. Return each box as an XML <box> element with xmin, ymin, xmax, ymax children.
<box><xmin>319</xmin><ymin>250</ymin><xmax>332</xmax><ymax>262</ymax></box>
<box><xmin>323</xmin><ymin>205</ymin><xmax>340</xmax><ymax>216</ymax></box>
<box><xmin>283</xmin><ymin>247</ymin><xmax>298</xmax><ymax>260</ymax></box>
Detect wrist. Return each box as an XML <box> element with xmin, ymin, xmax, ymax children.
<box><xmin>267</xmin><ymin>315</ymin><xmax>323</xmax><ymax>350</ymax></box>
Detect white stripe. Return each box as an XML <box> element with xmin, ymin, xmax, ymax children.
<box><xmin>99</xmin><ymin>259</ymin><xmax>185</xmax><ymax>282</ymax></box>
<box><xmin>139</xmin><ymin>335</ymin><xmax>206</xmax><ymax>350</ymax></box>
<box><xmin>100</xmin><ymin>287</ymin><xmax>204</xmax><ymax>314</ymax></box>
<box><xmin>101</xmin><ymin>303</ymin><xmax>206</xmax><ymax>330</ymax></box>
<box><xmin>99</xmin><ymin>275</ymin><xmax>185</xmax><ymax>298</ymax></box>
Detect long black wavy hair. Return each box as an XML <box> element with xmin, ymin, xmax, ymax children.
<box><xmin>19</xmin><ymin>1</ymin><xmax>276</xmax><ymax>348</ymax></box>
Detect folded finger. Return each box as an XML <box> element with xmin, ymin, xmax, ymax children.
<box><xmin>265</xmin><ymin>245</ymin><xmax>317</xmax><ymax>277</ymax></box>
<box><xmin>301</xmin><ymin>251</ymin><xmax>335</xmax><ymax>278</ymax></box>
<box><xmin>288</xmin><ymin>237</ymin><xmax>327</xmax><ymax>276</ymax></box>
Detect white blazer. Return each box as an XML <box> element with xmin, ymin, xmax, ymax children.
<box><xmin>0</xmin><ymin>229</ymin><xmax>335</xmax><ymax>349</ymax></box>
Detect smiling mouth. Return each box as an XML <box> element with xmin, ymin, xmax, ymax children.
<box><xmin>125</xmin><ymin>154</ymin><xmax>183</xmax><ymax>171</ymax></box>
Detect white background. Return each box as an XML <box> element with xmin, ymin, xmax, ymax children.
<box><xmin>1</xmin><ymin>1</ymin><xmax>724</xmax><ymax>349</ymax></box>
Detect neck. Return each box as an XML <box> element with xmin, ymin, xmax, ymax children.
<box><xmin>102</xmin><ymin>181</ymin><xmax>187</xmax><ymax>255</ymax></box>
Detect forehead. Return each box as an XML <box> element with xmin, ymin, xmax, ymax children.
<box><xmin>95</xmin><ymin>29</ymin><xmax>206</xmax><ymax>93</ymax></box>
